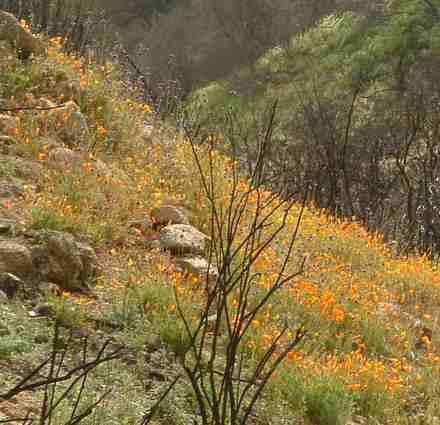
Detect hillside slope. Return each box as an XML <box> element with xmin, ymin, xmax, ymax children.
<box><xmin>0</xmin><ymin>10</ymin><xmax>439</xmax><ymax>425</ymax></box>
<box><xmin>190</xmin><ymin>0</ymin><xmax>440</xmax><ymax>255</ymax></box>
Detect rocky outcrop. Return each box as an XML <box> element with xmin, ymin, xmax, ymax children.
<box><xmin>0</xmin><ymin>229</ymin><xmax>98</xmax><ymax>294</ymax></box>
<box><xmin>174</xmin><ymin>255</ymin><xmax>218</xmax><ymax>283</ymax></box>
<box><xmin>159</xmin><ymin>224</ymin><xmax>208</xmax><ymax>255</ymax></box>
<box><xmin>0</xmin><ymin>240</ymin><xmax>33</xmax><ymax>278</ymax></box>
<box><xmin>0</xmin><ymin>10</ymin><xmax>45</xmax><ymax>58</ymax></box>
<box><xmin>32</xmin><ymin>231</ymin><xmax>98</xmax><ymax>292</ymax></box>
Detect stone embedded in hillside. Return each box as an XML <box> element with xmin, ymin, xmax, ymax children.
<box><xmin>151</xmin><ymin>205</ymin><xmax>190</xmax><ymax>226</ymax></box>
<box><xmin>0</xmin><ymin>114</ymin><xmax>18</xmax><ymax>136</ymax></box>
<box><xmin>48</xmin><ymin>147</ymin><xmax>83</xmax><ymax>170</ymax></box>
<box><xmin>0</xmin><ymin>272</ymin><xmax>23</xmax><ymax>298</ymax></box>
<box><xmin>32</xmin><ymin>231</ymin><xmax>98</xmax><ymax>292</ymax></box>
<box><xmin>0</xmin><ymin>10</ymin><xmax>45</xmax><ymax>58</ymax></box>
<box><xmin>174</xmin><ymin>255</ymin><xmax>219</xmax><ymax>283</ymax></box>
<box><xmin>159</xmin><ymin>224</ymin><xmax>208</xmax><ymax>255</ymax></box>
<box><xmin>0</xmin><ymin>240</ymin><xmax>33</xmax><ymax>278</ymax></box>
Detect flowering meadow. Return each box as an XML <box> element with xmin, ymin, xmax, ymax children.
<box><xmin>0</xmin><ymin>25</ymin><xmax>439</xmax><ymax>425</ymax></box>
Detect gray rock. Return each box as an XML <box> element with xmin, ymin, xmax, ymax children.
<box><xmin>31</xmin><ymin>231</ymin><xmax>97</xmax><ymax>292</ymax></box>
<box><xmin>0</xmin><ymin>241</ymin><xmax>33</xmax><ymax>278</ymax></box>
<box><xmin>30</xmin><ymin>303</ymin><xmax>54</xmax><ymax>317</ymax></box>
<box><xmin>0</xmin><ymin>10</ymin><xmax>45</xmax><ymax>58</ymax></box>
<box><xmin>0</xmin><ymin>272</ymin><xmax>24</xmax><ymax>297</ymax></box>
<box><xmin>174</xmin><ymin>256</ymin><xmax>218</xmax><ymax>283</ymax></box>
<box><xmin>160</xmin><ymin>224</ymin><xmax>208</xmax><ymax>255</ymax></box>
<box><xmin>151</xmin><ymin>205</ymin><xmax>190</xmax><ymax>226</ymax></box>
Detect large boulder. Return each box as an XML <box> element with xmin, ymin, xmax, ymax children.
<box><xmin>159</xmin><ymin>224</ymin><xmax>208</xmax><ymax>255</ymax></box>
<box><xmin>0</xmin><ymin>240</ymin><xmax>33</xmax><ymax>278</ymax></box>
<box><xmin>174</xmin><ymin>255</ymin><xmax>219</xmax><ymax>283</ymax></box>
<box><xmin>151</xmin><ymin>205</ymin><xmax>190</xmax><ymax>227</ymax></box>
<box><xmin>0</xmin><ymin>10</ymin><xmax>45</xmax><ymax>58</ymax></box>
<box><xmin>32</xmin><ymin>231</ymin><xmax>98</xmax><ymax>292</ymax></box>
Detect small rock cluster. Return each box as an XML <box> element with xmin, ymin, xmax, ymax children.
<box><xmin>151</xmin><ymin>205</ymin><xmax>218</xmax><ymax>284</ymax></box>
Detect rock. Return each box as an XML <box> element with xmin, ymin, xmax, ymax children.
<box><xmin>174</xmin><ymin>256</ymin><xmax>219</xmax><ymax>283</ymax></box>
<box><xmin>47</xmin><ymin>147</ymin><xmax>83</xmax><ymax>170</ymax></box>
<box><xmin>151</xmin><ymin>205</ymin><xmax>190</xmax><ymax>226</ymax></box>
<box><xmin>0</xmin><ymin>114</ymin><xmax>18</xmax><ymax>135</ymax></box>
<box><xmin>0</xmin><ymin>241</ymin><xmax>33</xmax><ymax>278</ymax></box>
<box><xmin>0</xmin><ymin>218</ymin><xmax>16</xmax><ymax>235</ymax></box>
<box><xmin>76</xmin><ymin>242</ymin><xmax>99</xmax><ymax>286</ymax></box>
<box><xmin>30</xmin><ymin>303</ymin><xmax>54</xmax><ymax>317</ymax></box>
<box><xmin>0</xmin><ymin>272</ymin><xmax>24</xmax><ymax>297</ymax></box>
<box><xmin>0</xmin><ymin>10</ymin><xmax>45</xmax><ymax>58</ymax></box>
<box><xmin>32</xmin><ymin>231</ymin><xmax>98</xmax><ymax>292</ymax></box>
<box><xmin>159</xmin><ymin>224</ymin><xmax>208</xmax><ymax>255</ymax></box>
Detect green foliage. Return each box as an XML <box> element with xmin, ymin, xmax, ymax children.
<box><xmin>30</xmin><ymin>207</ymin><xmax>82</xmax><ymax>234</ymax></box>
<box><xmin>0</xmin><ymin>333</ymin><xmax>33</xmax><ymax>358</ymax></box>
<box><xmin>304</xmin><ymin>378</ymin><xmax>355</xmax><ymax>425</ymax></box>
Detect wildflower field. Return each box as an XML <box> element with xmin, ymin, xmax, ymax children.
<box><xmin>0</xmin><ymin>21</ymin><xmax>439</xmax><ymax>425</ymax></box>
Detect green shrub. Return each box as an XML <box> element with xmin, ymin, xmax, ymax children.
<box><xmin>304</xmin><ymin>377</ymin><xmax>355</xmax><ymax>425</ymax></box>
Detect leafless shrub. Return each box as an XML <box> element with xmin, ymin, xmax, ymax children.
<box><xmin>168</xmin><ymin>103</ymin><xmax>308</xmax><ymax>425</ymax></box>
<box><xmin>0</xmin><ymin>321</ymin><xmax>123</xmax><ymax>425</ymax></box>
